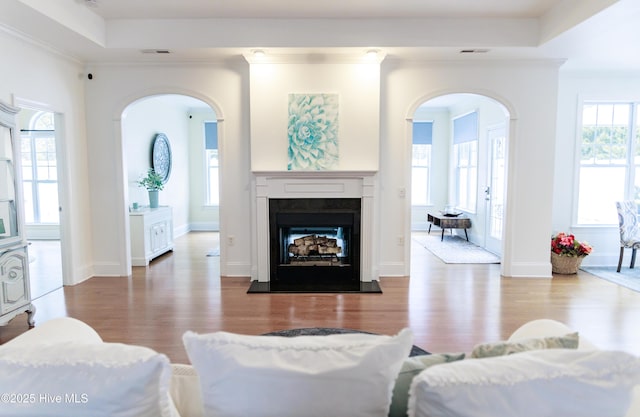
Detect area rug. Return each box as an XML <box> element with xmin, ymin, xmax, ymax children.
<box><xmin>262</xmin><ymin>328</ymin><xmax>429</xmax><ymax>356</ymax></box>
<box><xmin>581</xmin><ymin>266</ymin><xmax>640</xmax><ymax>293</ymax></box>
<box><xmin>413</xmin><ymin>233</ymin><xmax>500</xmax><ymax>264</ymax></box>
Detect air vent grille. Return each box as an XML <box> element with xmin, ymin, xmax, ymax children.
<box><xmin>460</xmin><ymin>49</ymin><xmax>490</xmax><ymax>54</ymax></box>
<box><xmin>141</xmin><ymin>50</ymin><xmax>172</xmax><ymax>54</ymax></box>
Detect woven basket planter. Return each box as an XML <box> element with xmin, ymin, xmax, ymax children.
<box><xmin>551</xmin><ymin>252</ymin><xmax>585</xmax><ymax>274</ymax></box>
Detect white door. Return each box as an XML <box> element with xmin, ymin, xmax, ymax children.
<box><xmin>484</xmin><ymin>125</ymin><xmax>506</xmax><ymax>255</ymax></box>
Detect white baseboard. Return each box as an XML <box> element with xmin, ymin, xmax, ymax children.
<box><xmin>378</xmin><ymin>262</ymin><xmax>407</xmax><ymax>277</ymax></box>
<box><xmin>222</xmin><ymin>261</ymin><xmax>251</xmax><ymax>277</ymax></box>
<box><xmin>502</xmin><ymin>262</ymin><xmax>552</xmax><ymax>278</ymax></box>
<box><xmin>190</xmin><ymin>222</ymin><xmax>219</xmax><ymax>231</ymax></box>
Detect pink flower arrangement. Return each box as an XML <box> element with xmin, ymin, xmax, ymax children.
<box><xmin>551</xmin><ymin>232</ymin><xmax>593</xmax><ymax>257</ymax></box>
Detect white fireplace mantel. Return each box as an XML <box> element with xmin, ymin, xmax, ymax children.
<box><xmin>251</xmin><ymin>171</ymin><xmax>379</xmax><ymax>283</ymax></box>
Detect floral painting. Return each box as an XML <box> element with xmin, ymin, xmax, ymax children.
<box><xmin>288</xmin><ymin>93</ymin><xmax>339</xmax><ymax>170</ymax></box>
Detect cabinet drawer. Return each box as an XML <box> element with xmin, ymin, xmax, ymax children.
<box><xmin>0</xmin><ymin>247</ymin><xmax>29</xmax><ymax>315</ymax></box>
<box><xmin>150</xmin><ymin>221</ymin><xmax>169</xmax><ymax>252</ymax></box>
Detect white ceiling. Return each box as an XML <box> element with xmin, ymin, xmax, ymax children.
<box><xmin>85</xmin><ymin>0</ymin><xmax>562</xmax><ymax>19</ymax></box>
<box><xmin>0</xmin><ymin>0</ymin><xmax>639</xmax><ymax>71</ymax></box>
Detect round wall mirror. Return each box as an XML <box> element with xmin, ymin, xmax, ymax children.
<box><xmin>152</xmin><ymin>133</ymin><xmax>172</xmax><ymax>183</ymax></box>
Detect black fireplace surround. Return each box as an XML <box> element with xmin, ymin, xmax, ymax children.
<box><xmin>269</xmin><ymin>198</ymin><xmax>361</xmax><ymax>287</ymax></box>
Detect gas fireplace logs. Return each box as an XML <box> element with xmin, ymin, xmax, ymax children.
<box><xmin>288</xmin><ymin>234</ymin><xmax>342</xmax><ymax>257</ymax></box>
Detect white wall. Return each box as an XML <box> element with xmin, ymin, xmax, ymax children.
<box><xmin>249</xmin><ymin>61</ymin><xmax>381</xmax><ymax>171</ymax></box>
<box><xmin>122</xmin><ymin>96</ymin><xmax>190</xmax><ymax>235</ymax></box>
<box><xmin>0</xmin><ymin>30</ymin><xmax>92</xmax><ymax>285</ymax></box>
<box><xmin>554</xmin><ymin>72</ymin><xmax>640</xmax><ymax>267</ymax></box>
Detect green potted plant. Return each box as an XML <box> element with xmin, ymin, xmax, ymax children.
<box><xmin>137</xmin><ymin>168</ymin><xmax>164</xmax><ymax>208</ymax></box>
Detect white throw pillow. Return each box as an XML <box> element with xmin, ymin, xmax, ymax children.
<box><xmin>408</xmin><ymin>349</ymin><xmax>640</xmax><ymax>417</ymax></box>
<box><xmin>0</xmin><ymin>342</ymin><xmax>177</xmax><ymax>417</ymax></box>
<box><xmin>183</xmin><ymin>328</ymin><xmax>413</xmax><ymax>417</ymax></box>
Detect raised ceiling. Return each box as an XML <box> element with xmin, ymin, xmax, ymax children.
<box><xmin>0</xmin><ymin>0</ymin><xmax>638</xmax><ymax>71</ymax></box>
<box><xmin>87</xmin><ymin>0</ymin><xmax>562</xmax><ymax>19</ymax></box>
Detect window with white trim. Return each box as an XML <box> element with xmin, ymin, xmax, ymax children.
<box><xmin>412</xmin><ymin>121</ymin><xmax>432</xmax><ymax>206</ymax></box>
<box><xmin>453</xmin><ymin>111</ymin><xmax>478</xmax><ymax>212</ymax></box>
<box><xmin>204</xmin><ymin>121</ymin><xmax>219</xmax><ymax>206</ymax></box>
<box><xmin>21</xmin><ymin>111</ymin><xmax>59</xmax><ymax>224</ymax></box>
<box><xmin>577</xmin><ymin>102</ymin><xmax>639</xmax><ymax>224</ymax></box>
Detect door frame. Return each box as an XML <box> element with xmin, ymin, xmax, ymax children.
<box><xmin>14</xmin><ymin>97</ymin><xmax>69</xmax><ymax>288</ymax></box>
<box><xmin>484</xmin><ymin>123</ymin><xmax>507</xmax><ymax>255</ymax></box>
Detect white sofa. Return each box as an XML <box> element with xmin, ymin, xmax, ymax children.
<box><xmin>0</xmin><ymin>317</ymin><xmax>639</xmax><ymax>417</ymax></box>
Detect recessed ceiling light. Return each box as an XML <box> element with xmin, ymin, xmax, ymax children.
<box><xmin>252</xmin><ymin>50</ymin><xmax>266</xmax><ymax>58</ymax></box>
<box><xmin>366</xmin><ymin>49</ymin><xmax>379</xmax><ymax>58</ymax></box>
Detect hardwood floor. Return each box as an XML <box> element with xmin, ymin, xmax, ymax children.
<box><xmin>28</xmin><ymin>240</ymin><xmax>64</xmax><ymax>299</ymax></box>
<box><xmin>2</xmin><ymin>231</ymin><xmax>640</xmax><ymax>364</ymax></box>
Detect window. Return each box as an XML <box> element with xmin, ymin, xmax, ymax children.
<box><xmin>21</xmin><ymin>111</ymin><xmax>59</xmax><ymax>224</ymax></box>
<box><xmin>577</xmin><ymin>102</ymin><xmax>638</xmax><ymax>224</ymax></box>
<box><xmin>453</xmin><ymin>112</ymin><xmax>478</xmax><ymax>212</ymax></box>
<box><xmin>412</xmin><ymin>121</ymin><xmax>432</xmax><ymax>205</ymax></box>
<box><xmin>204</xmin><ymin>121</ymin><xmax>219</xmax><ymax>206</ymax></box>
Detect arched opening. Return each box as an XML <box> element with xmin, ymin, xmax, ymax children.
<box><xmin>409</xmin><ymin>93</ymin><xmax>510</xmax><ymax>262</ymax></box>
<box><xmin>121</xmin><ymin>94</ymin><xmax>221</xmax><ymax>270</ymax></box>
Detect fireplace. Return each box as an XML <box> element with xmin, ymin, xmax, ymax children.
<box><xmin>270</xmin><ymin>198</ymin><xmax>360</xmax><ymax>284</ymax></box>
<box><xmin>250</xmin><ymin>171</ymin><xmax>379</xmax><ymax>291</ymax></box>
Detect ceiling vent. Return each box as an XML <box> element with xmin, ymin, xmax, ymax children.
<box><xmin>460</xmin><ymin>49</ymin><xmax>490</xmax><ymax>54</ymax></box>
<box><xmin>141</xmin><ymin>50</ymin><xmax>172</xmax><ymax>54</ymax></box>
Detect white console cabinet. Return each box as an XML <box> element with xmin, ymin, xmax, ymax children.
<box><xmin>129</xmin><ymin>206</ymin><xmax>173</xmax><ymax>266</ymax></box>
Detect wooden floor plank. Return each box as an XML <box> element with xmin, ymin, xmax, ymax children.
<box><xmin>2</xmin><ymin>231</ymin><xmax>639</xmax><ymax>364</ymax></box>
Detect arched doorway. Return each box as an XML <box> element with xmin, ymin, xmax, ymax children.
<box><xmin>409</xmin><ymin>93</ymin><xmax>510</xmax><ymax>256</ymax></box>
<box><xmin>120</xmin><ymin>94</ymin><xmax>221</xmax><ymax>271</ymax></box>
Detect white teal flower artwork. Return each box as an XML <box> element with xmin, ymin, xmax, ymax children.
<box><xmin>288</xmin><ymin>93</ymin><xmax>339</xmax><ymax>170</ymax></box>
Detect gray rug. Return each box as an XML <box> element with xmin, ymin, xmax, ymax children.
<box><xmin>262</xmin><ymin>328</ymin><xmax>429</xmax><ymax>356</ymax></box>
<box><xmin>413</xmin><ymin>233</ymin><xmax>500</xmax><ymax>264</ymax></box>
<box><xmin>581</xmin><ymin>266</ymin><xmax>640</xmax><ymax>293</ymax></box>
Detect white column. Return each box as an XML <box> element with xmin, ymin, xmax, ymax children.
<box><xmin>360</xmin><ymin>175</ymin><xmax>377</xmax><ymax>282</ymax></box>
<box><xmin>255</xmin><ymin>177</ymin><xmax>270</xmax><ymax>282</ymax></box>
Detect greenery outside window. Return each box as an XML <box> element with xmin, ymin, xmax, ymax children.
<box><xmin>577</xmin><ymin>102</ymin><xmax>638</xmax><ymax>225</ymax></box>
